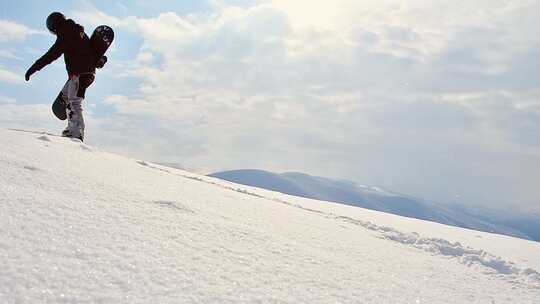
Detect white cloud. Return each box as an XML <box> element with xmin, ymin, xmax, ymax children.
<box><xmin>136</xmin><ymin>51</ymin><xmax>155</xmax><ymax>64</ymax></box>
<box><xmin>273</xmin><ymin>0</ymin><xmax>540</xmax><ymax>66</ymax></box>
<box><xmin>0</xmin><ymin>67</ymin><xmax>23</xmax><ymax>84</ymax></box>
<box><xmin>0</xmin><ymin>20</ymin><xmax>44</xmax><ymax>42</ymax></box>
<box><xmin>69</xmin><ymin>10</ymin><xmax>127</xmax><ymax>29</ymax></box>
<box><xmin>0</xmin><ymin>103</ymin><xmax>63</xmax><ymax>132</ymax></box>
<box><xmin>0</xmin><ymin>95</ymin><xmax>16</xmax><ymax>104</ymax></box>
<box><xmin>0</xmin><ymin>49</ymin><xmax>21</xmax><ymax>60</ymax></box>
<box><xmin>66</xmin><ymin>2</ymin><xmax>540</xmax><ymax>209</ymax></box>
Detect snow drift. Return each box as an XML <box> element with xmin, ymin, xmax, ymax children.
<box><xmin>1</xmin><ymin>128</ymin><xmax>539</xmax><ymax>303</ymax></box>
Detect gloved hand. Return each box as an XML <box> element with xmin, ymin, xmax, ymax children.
<box><xmin>25</xmin><ymin>65</ymin><xmax>38</xmax><ymax>81</ymax></box>
<box><xmin>96</xmin><ymin>55</ymin><xmax>107</xmax><ymax>69</ymax></box>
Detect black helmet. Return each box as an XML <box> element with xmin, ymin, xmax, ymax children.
<box><xmin>46</xmin><ymin>12</ymin><xmax>66</xmax><ymax>34</ymax></box>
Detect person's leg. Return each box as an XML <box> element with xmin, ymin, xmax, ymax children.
<box><xmin>63</xmin><ymin>75</ymin><xmax>84</xmax><ymax>140</ymax></box>
<box><xmin>64</xmin><ymin>74</ymin><xmax>94</xmax><ymax>141</ymax></box>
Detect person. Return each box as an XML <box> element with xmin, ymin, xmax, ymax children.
<box><xmin>25</xmin><ymin>12</ymin><xmax>106</xmax><ymax>141</ymax></box>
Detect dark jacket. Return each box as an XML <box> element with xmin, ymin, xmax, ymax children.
<box><xmin>31</xmin><ymin>19</ymin><xmax>96</xmax><ymax>74</ymax></box>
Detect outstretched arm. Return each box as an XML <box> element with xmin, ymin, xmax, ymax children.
<box><xmin>25</xmin><ymin>39</ymin><xmax>64</xmax><ymax>81</ymax></box>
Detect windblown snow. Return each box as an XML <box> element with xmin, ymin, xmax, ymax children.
<box><xmin>1</xmin><ymin>128</ymin><xmax>539</xmax><ymax>303</ymax></box>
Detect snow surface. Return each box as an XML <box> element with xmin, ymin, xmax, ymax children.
<box><xmin>1</xmin><ymin>128</ymin><xmax>539</xmax><ymax>303</ymax></box>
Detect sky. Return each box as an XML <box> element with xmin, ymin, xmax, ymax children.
<box><xmin>1</xmin><ymin>0</ymin><xmax>539</xmax><ymax>211</ymax></box>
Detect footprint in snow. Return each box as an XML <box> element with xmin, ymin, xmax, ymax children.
<box><xmin>80</xmin><ymin>144</ymin><xmax>93</xmax><ymax>152</ymax></box>
<box><xmin>37</xmin><ymin>135</ymin><xmax>51</xmax><ymax>142</ymax></box>
<box><xmin>153</xmin><ymin>201</ymin><xmax>194</xmax><ymax>214</ymax></box>
<box><xmin>24</xmin><ymin>165</ymin><xmax>42</xmax><ymax>172</ymax></box>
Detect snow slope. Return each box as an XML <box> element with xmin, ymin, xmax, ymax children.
<box><xmin>1</xmin><ymin>128</ymin><xmax>539</xmax><ymax>303</ymax></box>
<box><xmin>209</xmin><ymin>169</ymin><xmax>531</xmax><ymax>240</ymax></box>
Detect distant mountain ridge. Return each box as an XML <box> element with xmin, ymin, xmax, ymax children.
<box><xmin>209</xmin><ymin>169</ymin><xmax>538</xmax><ymax>241</ymax></box>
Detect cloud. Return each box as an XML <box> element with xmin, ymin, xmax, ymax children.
<box><xmin>0</xmin><ymin>49</ymin><xmax>21</xmax><ymax>60</ymax></box>
<box><xmin>0</xmin><ymin>67</ymin><xmax>23</xmax><ymax>84</ymax></box>
<box><xmin>69</xmin><ymin>9</ymin><xmax>125</xmax><ymax>28</ymax></box>
<box><xmin>0</xmin><ymin>95</ymin><xmax>16</xmax><ymax>104</ymax></box>
<box><xmin>273</xmin><ymin>0</ymin><xmax>540</xmax><ymax>66</ymax></box>
<box><xmin>0</xmin><ymin>20</ymin><xmax>44</xmax><ymax>42</ymax></box>
<box><xmin>62</xmin><ymin>2</ymin><xmax>540</xmax><ymax>209</ymax></box>
<box><xmin>0</xmin><ymin>103</ymin><xmax>63</xmax><ymax>132</ymax></box>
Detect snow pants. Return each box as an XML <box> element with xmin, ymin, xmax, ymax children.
<box><xmin>61</xmin><ymin>73</ymin><xmax>94</xmax><ymax>140</ymax></box>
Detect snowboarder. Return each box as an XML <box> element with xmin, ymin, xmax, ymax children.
<box><xmin>25</xmin><ymin>12</ymin><xmax>107</xmax><ymax>141</ymax></box>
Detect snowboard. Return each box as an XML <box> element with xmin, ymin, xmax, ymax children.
<box><xmin>52</xmin><ymin>92</ymin><xmax>67</xmax><ymax>120</ymax></box>
<box><xmin>90</xmin><ymin>25</ymin><xmax>114</xmax><ymax>65</ymax></box>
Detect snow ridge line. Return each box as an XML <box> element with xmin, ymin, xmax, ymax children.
<box><xmin>334</xmin><ymin>216</ymin><xmax>540</xmax><ymax>282</ymax></box>
<box><xmin>139</xmin><ymin>161</ymin><xmax>540</xmax><ymax>288</ymax></box>
<box><xmin>274</xmin><ymin>199</ymin><xmax>540</xmax><ymax>286</ymax></box>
